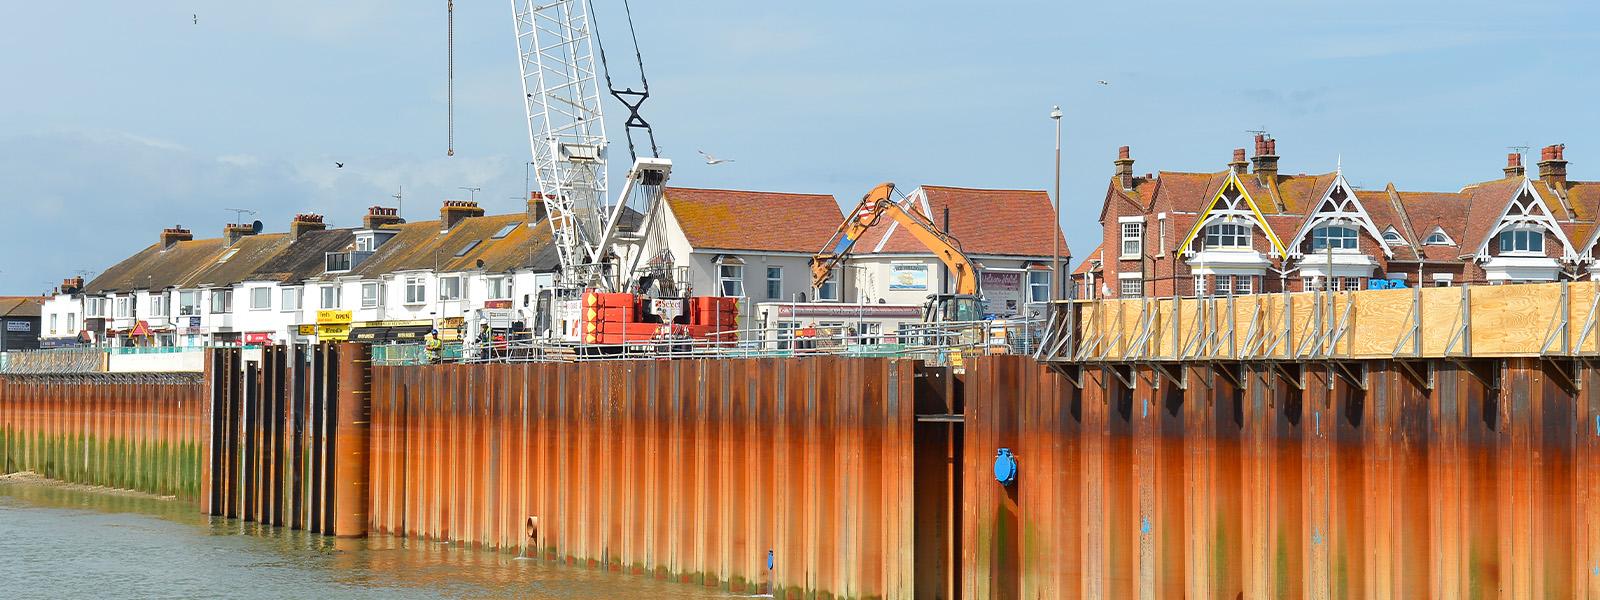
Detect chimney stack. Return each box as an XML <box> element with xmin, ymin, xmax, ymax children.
<box><xmin>441</xmin><ymin>200</ymin><xmax>485</xmax><ymax>230</ymax></box>
<box><xmin>1504</xmin><ymin>152</ymin><xmax>1525</xmax><ymax>178</ymax></box>
<box><xmin>160</xmin><ymin>225</ymin><xmax>193</xmax><ymax>250</ymax></box>
<box><xmin>1538</xmin><ymin>144</ymin><xmax>1568</xmax><ymax>188</ymax></box>
<box><xmin>61</xmin><ymin>277</ymin><xmax>84</xmax><ymax>295</ymax></box>
<box><xmin>1113</xmin><ymin>146</ymin><xmax>1135</xmax><ymax>191</ymax></box>
<box><xmin>224</xmin><ymin>223</ymin><xmax>257</xmax><ymax>246</ymax></box>
<box><xmin>1250</xmin><ymin>134</ymin><xmax>1279</xmax><ymax>184</ymax></box>
<box><xmin>290</xmin><ymin>213</ymin><xmax>327</xmax><ymax>239</ymax></box>
<box><xmin>363</xmin><ymin>205</ymin><xmax>403</xmax><ymax>230</ymax></box>
<box><xmin>528</xmin><ymin>192</ymin><xmax>549</xmax><ymax>223</ymax></box>
<box><xmin>1229</xmin><ymin>148</ymin><xmax>1249</xmax><ymax>174</ymax></box>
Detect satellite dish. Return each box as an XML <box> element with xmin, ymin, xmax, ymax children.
<box><xmin>250</xmin><ymin>220</ymin><xmax>264</xmax><ymax>234</ymax></box>
<box><xmin>476</xmin><ymin>259</ymin><xmax>485</xmax><ymax>269</ymax></box>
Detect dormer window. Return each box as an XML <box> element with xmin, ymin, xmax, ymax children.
<box><xmin>1497</xmin><ymin>228</ymin><xmax>1544</xmax><ymax>255</ymax></box>
<box><xmin>1382</xmin><ymin>227</ymin><xmax>1404</xmax><ymax>244</ymax></box>
<box><xmin>355</xmin><ymin>235</ymin><xmax>374</xmax><ymax>252</ymax></box>
<box><xmin>1310</xmin><ymin>225</ymin><xmax>1358</xmax><ymax>251</ymax></box>
<box><xmin>1203</xmin><ymin>222</ymin><xmax>1251</xmax><ymax>249</ymax></box>
<box><xmin>1423</xmin><ymin>228</ymin><xmax>1454</xmax><ymax>246</ymax></box>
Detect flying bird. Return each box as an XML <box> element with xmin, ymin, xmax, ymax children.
<box><xmin>1096</xmin><ymin>80</ymin><xmax>1110</xmax><ymax>86</ymax></box>
<box><xmin>334</xmin><ymin>162</ymin><xmax>345</xmax><ymax>168</ymax></box>
<box><xmin>193</xmin><ymin>14</ymin><xmax>198</xmax><ymax>25</ymax></box>
<box><xmin>697</xmin><ymin>150</ymin><xmax>733</xmax><ymax>165</ymax></box>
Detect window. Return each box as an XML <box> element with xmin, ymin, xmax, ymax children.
<box><xmin>216</xmin><ymin>248</ymin><xmax>239</xmax><ymax>263</ymax></box>
<box><xmin>66</xmin><ymin>313</ymin><xmax>76</xmax><ymax>328</ymax></box>
<box><xmin>326</xmin><ymin>252</ymin><xmax>352</xmax><ymax>272</ymax></box>
<box><xmin>1203</xmin><ymin>222</ymin><xmax>1251</xmax><ymax>249</ymax></box>
<box><xmin>405</xmin><ymin>277</ymin><xmax>426</xmax><ymax>304</ymax></box>
<box><xmin>280</xmin><ymin>288</ymin><xmax>301</xmax><ymax>312</ymax></box>
<box><xmin>1311</xmin><ymin>225</ymin><xmax>1358</xmax><ymax>251</ymax></box>
<box><xmin>179</xmin><ymin>291</ymin><xmax>201</xmax><ymax>316</ymax></box>
<box><xmin>320</xmin><ymin>285</ymin><xmax>341</xmax><ymax>309</ymax></box>
<box><xmin>115</xmin><ymin>297</ymin><xmax>131</xmax><ymax>318</ymax></box>
<box><xmin>491</xmin><ymin>222</ymin><xmax>520</xmax><ymax>239</ymax></box>
<box><xmin>454</xmin><ymin>240</ymin><xmax>481</xmax><ymax>257</ymax></box>
<box><xmin>361</xmin><ymin>282</ymin><xmax>381</xmax><ymax>308</ymax></box>
<box><xmin>765</xmin><ymin>267</ymin><xmax>783</xmax><ymax>300</ymax></box>
<box><xmin>1028</xmin><ymin>271</ymin><xmax>1051</xmax><ymax>303</ymax></box>
<box><xmin>439</xmin><ymin>276</ymin><xmax>461</xmax><ymax>300</ymax></box>
<box><xmin>1382</xmin><ymin>228</ymin><xmax>1404</xmax><ymax>244</ymax></box>
<box><xmin>355</xmin><ymin>236</ymin><xmax>374</xmax><ymax>252</ymax></box>
<box><xmin>1423</xmin><ymin>228</ymin><xmax>1453</xmax><ymax>245</ymax></box>
<box><xmin>817</xmin><ymin>269</ymin><xmax>839</xmax><ymax>301</ymax></box>
<box><xmin>210</xmin><ymin>289</ymin><xmax>232</xmax><ymax>314</ymax></box>
<box><xmin>50</xmin><ymin>314</ymin><xmax>57</xmax><ymax>334</ymax></box>
<box><xmin>775</xmin><ymin>321</ymin><xmax>800</xmax><ymax>350</ymax></box>
<box><xmin>1194</xmin><ymin>274</ymin><xmax>1207</xmax><ymax>296</ymax></box>
<box><xmin>1235</xmin><ymin>275</ymin><xmax>1253</xmax><ymax>295</ymax></box>
<box><xmin>1119</xmin><ymin>277</ymin><xmax>1143</xmax><ymax>298</ymax></box>
<box><xmin>1120</xmin><ymin>221</ymin><xmax>1143</xmax><ymax>258</ymax></box>
<box><xmin>487</xmin><ymin>277</ymin><xmax>511</xmax><ymax>300</ymax></box>
<box><xmin>719</xmin><ymin>265</ymin><xmax>745</xmax><ymax>297</ymax></box>
<box><xmin>149</xmin><ymin>294</ymin><xmax>166</xmax><ymax>317</ymax></box>
<box><xmin>1433</xmin><ymin>273</ymin><xmax>1454</xmax><ymax>287</ymax></box>
<box><xmin>1214</xmin><ymin>274</ymin><xmax>1232</xmax><ymax>296</ymax></box>
<box><xmin>250</xmin><ymin>288</ymin><xmax>271</xmax><ymax>311</ymax></box>
<box><xmin>1497</xmin><ymin>229</ymin><xmax>1544</xmax><ymax>254</ymax></box>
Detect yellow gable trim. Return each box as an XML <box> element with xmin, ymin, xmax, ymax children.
<box><xmin>1173</xmin><ymin>171</ymin><xmax>1288</xmax><ymax>256</ymax></box>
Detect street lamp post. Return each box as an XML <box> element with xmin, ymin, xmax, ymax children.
<box><xmin>1050</xmin><ymin>105</ymin><xmax>1063</xmax><ymax>301</ymax></box>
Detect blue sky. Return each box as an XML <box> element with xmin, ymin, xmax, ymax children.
<box><xmin>3</xmin><ymin>1</ymin><xmax>1597</xmax><ymax>293</ymax></box>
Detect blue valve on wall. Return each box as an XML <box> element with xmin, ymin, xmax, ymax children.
<box><xmin>993</xmin><ymin>447</ymin><xmax>1018</xmax><ymax>486</ymax></box>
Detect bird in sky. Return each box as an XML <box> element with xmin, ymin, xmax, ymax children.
<box><xmin>334</xmin><ymin>162</ymin><xmax>345</xmax><ymax>169</ymax></box>
<box><xmin>193</xmin><ymin>14</ymin><xmax>198</xmax><ymax>25</ymax></box>
<box><xmin>1096</xmin><ymin>80</ymin><xmax>1110</xmax><ymax>86</ymax></box>
<box><xmin>697</xmin><ymin>150</ymin><xmax>733</xmax><ymax>165</ymax></box>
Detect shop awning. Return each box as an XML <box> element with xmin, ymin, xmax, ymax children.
<box><xmin>390</xmin><ymin>325</ymin><xmax>432</xmax><ymax>342</ymax></box>
<box><xmin>348</xmin><ymin>324</ymin><xmax>433</xmax><ymax>343</ymax></box>
<box><xmin>348</xmin><ymin>326</ymin><xmax>390</xmax><ymax>343</ymax></box>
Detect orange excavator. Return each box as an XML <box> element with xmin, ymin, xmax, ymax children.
<box><xmin>811</xmin><ymin>182</ymin><xmax>983</xmax><ymax>323</ymax></box>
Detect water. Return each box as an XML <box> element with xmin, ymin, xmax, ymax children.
<box><xmin>0</xmin><ymin>480</ymin><xmax>742</xmax><ymax>599</ymax></box>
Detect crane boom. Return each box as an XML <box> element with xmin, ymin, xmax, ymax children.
<box><xmin>811</xmin><ymin>182</ymin><xmax>979</xmax><ymax>296</ymax></box>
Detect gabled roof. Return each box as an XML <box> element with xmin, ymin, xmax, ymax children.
<box><xmin>858</xmin><ymin>185</ymin><xmax>1069</xmax><ymax>258</ymax></box>
<box><xmin>248</xmin><ymin>229</ymin><xmax>357</xmax><ymax>283</ymax></box>
<box><xmin>188</xmin><ymin>233</ymin><xmax>294</xmax><ymax>287</ymax></box>
<box><xmin>1072</xmin><ymin>243</ymin><xmax>1104</xmax><ymax>276</ymax></box>
<box><xmin>0</xmin><ymin>297</ymin><xmax>43</xmax><ymax>318</ymax></box>
<box><xmin>84</xmin><ymin>237</ymin><xmax>229</xmax><ymax>294</ymax></box>
<box><xmin>349</xmin><ymin>213</ymin><xmax>526</xmax><ymax>277</ymax></box>
<box><xmin>662</xmin><ymin>187</ymin><xmax>844</xmax><ymax>253</ymax></box>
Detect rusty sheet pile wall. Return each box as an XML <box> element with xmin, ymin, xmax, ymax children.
<box><xmin>0</xmin><ymin>373</ymin><xmax>206</xmax><ymax>498</ymax></box>
<box><xmin>963</xmin><ymin>354</ymin><xmax>1600</xmax><ymax>598</ymax></box>
<box><xmin>369</xmin><ymin>358</ymin><xmax>917</xmax><ymax>599</ymax></box>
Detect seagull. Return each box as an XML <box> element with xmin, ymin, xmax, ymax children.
<box><xmin>334</xmin><ymin>162</ymin><xmax>344</xmax><ymax>168</ymax></box>
<box><xmin>697</xmin><ymin>150</ymin><xmax>733</xmax><ymax>165</ymax></box>
<box><xmin>1096</xmin><ymin>80</ymin><xmax>1110</xmax><ymax>86</ymax></box>
<box><xmin>193</xmin><ymin>14</ymin><xmax>198</xmax><ymax>25</ymax></box>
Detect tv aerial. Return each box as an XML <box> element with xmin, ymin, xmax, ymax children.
<box><xmin>224</xmin><ymin>208</ymin><xmax>257</xmax><ymax>225</ymax></box>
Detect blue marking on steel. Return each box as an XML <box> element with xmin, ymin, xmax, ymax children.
<box><xmin>993</xmin><ymin>448</ymin><xmax>1018</xmax><ymax>486</ymax></box>
<box><xmin>1142</xmin><ymin>398</ymin><xmax>1148</xmax><ymax>418</ymax></box>
<box><xmin>1140</xmin><ymin>516</ymin><xmax>1151</xmax><ymax>535</ymax></box>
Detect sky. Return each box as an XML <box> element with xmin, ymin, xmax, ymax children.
<box><xmin>2</xmin><ymin>1</ymin><xmax>1598</xmax><ymax>294</ymax></box>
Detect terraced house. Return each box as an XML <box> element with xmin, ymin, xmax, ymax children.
<box><xmin>1076</xmin><ymin>139</ymin><xmax>1597</xmax><ymax>299</ymax></box>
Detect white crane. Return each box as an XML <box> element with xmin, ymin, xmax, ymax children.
<box><xmin>511</xmin><ymin>0</ymin><xmax>671</xmax><ymax>293</ymax></box>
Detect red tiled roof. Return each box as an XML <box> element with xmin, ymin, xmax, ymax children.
<box><xmin>1458</xmin><ymin>178</ymin><xmax>1523</xmax><ymax>253</ymax></box>
<box><xmin>1394</xmin><ymin>191</ymin><xmax>1471</xmax><ymax>260</ymax></box>
<box><xmin>663</xmin><ymin>187</ymin><xmax>843</xmax><ymax>253</ymax></box>
<box><xmin>1073</xmin><ymin>243</ymin><xmax>1103</xmax><ymax>275</ymax></box>
<box><xmin>857</xmin><ymin>185</ymin><xmax>1069</xmax><ymax>258</ymax></box>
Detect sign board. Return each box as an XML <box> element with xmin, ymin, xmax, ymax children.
<box><xmin>770</xmin><ymin>304</ymin><xmax>922</xmax><ymax>319</ymax></box>
<box><xmin>296</xmin><ymin>324</ymin><xmax>317</xmax><ymax>336</ymax></box>
<box><xmin>243</xmin><ymin>332</ymin><xmax>273</xmax><ymax>344</ymax></box>
<box><xmin>188</xmin><ymin>316</ymin><xmax>201</xmax><ymax>327</ymax></box>
<box><xmin>5</xmin><ymin>320</ymin><xmax>31</xmax><ymax>332</ymax></box>
<box><xmin>317</xmin><ymin>309</ymin><xmax>353</xmax><ymax>324</ymax></box>
<box><xmin>484</xmin><ymin>300</ymin><xmax>513</xmax><ymax>309</ymax></box>
<box><xmin>130</xmin><ymin>320</ymin><xmax>151</xmax><ymax>336</ymax></box>
<box><xmin>889</xmin><ymin>264</ymin><xmax>929</xmax><ymax>290</ymax></box>
<box><xmin>650</xmin><ymin>299</ymin><xmax>684</xmax><ymax>322</ymax></box>
<box><xmin>179</xmin><ymin>327</ymin><xmax>207</xmax><ymax>335</ymax></box>
<box><xmin>318</xmin><ymin>323</ymin><xmax>351</xmax><ymax>341</ymax></box>
<box><xmin>980</xmin><ymin>270</ymin><xmax>1024</xmax><ymax>316</ymax></box>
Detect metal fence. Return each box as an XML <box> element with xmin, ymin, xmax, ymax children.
<box><xmin>0</xmin><ymin>347</ymin><xmax>108</xmax><ymax>374</ymax></box>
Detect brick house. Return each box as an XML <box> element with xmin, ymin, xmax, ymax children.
<box><xmin>1080</xmin><ymin>139</ymin><xmax>1596</xmax><ymax>298</ymax></box>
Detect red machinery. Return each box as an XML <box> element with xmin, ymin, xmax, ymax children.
<box><xmin>581</xmin><ymin>291</ymin><xmax>738</xmax><ymax>346</ymax></box>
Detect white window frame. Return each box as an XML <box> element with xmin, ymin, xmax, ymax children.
<box><xmin>1119</xmin><ymin>217</ymin><xmax>1144</xmax><ymax>260</ymax></box>
<box><xmin>1235</xmin><ymin>275</ymin><xmax>1253</xmax><ymax>295</ymax></box>
<box><xmin>487</xmin><ymin>276</ymin><xmax>511</xmax><ymax>300</ymax></box>
<box><xmin>1496</xmin><ymin>227</ymin><xmax>1545</xmax><ymax>256</ymax></box>
<box><xmin>1382</xmin><ymin>227</ymin><xmax>1404</xmax><ymax>244</ymax></box>
<box><xmin>405</xmin><ymin>277</ymin><xmax>427</xmax><ymax>305</ymax></box>
<box><xmin>210</xmin><ymin>289</ymin><xmax>232</xmax><ymax>314</ymax></box>
<box><xmin>320</xmin><ymin>285</ymin><xmax>341</xmax><ymax>309</ymax></box>
<box><xmin>115</xmin><ymin>297</ymin><xmax>130</xmax><ymax>318</ymax></box>
<box><xmin>439</xmin><ymin>276</ymin><xmax>462</xmax><ymax>301</ymax></box>
<box><xmin>1027</xmin><ymin>270</ymin><xmax>1050</xmax><ymax>303</ymax></box>
<box><xmin>1203</xmin><ymin>222</ymin><xmax>1252</xmax><ymax>249</ymax></box>
<box><xmin>149</xmin><ymin>294</ymin><xmax>167</xmax><ymax>317</ymax></box>
<box><xmin>765</xmin><ymin>266</ymin><xmax>783</xmax><ymax>300</ymax></box>
<box><xmin>817</xmin><ymin>269</ymin><xmax>839</xmax><ymax>302</ymax></box>
<box><xmin>1423</xmin><ymin>227</ymin><xmax>1454</xmax><ymax>246</ymax></box>
<box><xmin>1214</xmin><ymin>274</ymin><xmax>1233</xmax><ymax>296</ymax></box>
<box><xmin>355</xmin><ymin>235</ymin><xmax>374</xmax><ymax>252</ymax></box>
<box><xmin>1119</xmin><ymin>277</ymin><xmax>1143</xmax><ymax>298</ymax></box>
<box><xmin>249</xmin><ymin>287</ymin><xmax>271</xmax><ymax>311</ymax></box>
<box><xmin>718</xmin><ymin>264</ymin><xmax>745</xmax><ymax>297</ymax></box>
<box><xmin>361</xmin><ymin>282</ymin><xmax>382</xmax><ymax>308</ymax></box>
<box><xmin>66</xmin><ymin>312</ymin><xmax>76</xmax><ymax>329</ymax></box>
<box><xmin>50</xmin><ymin>314</ymin><xmax>58</xmax><ymax>334</ymax></box>
<box><xmin>280</xmin><ymin>288</ymin><xmax>301</xmax><ymax>313</ymax></box>
<box><xmin>178</xmin><ymin>291</ymin><xmax>201</xmax><ymax>316</ymax></box>
<box><xmin>1310</xmin><ymin>225</ymin><xmax>1359</xmax><ymax>252</ymax></box>
<box><xmin>1432</xmin><ymin>273</ymin><xmax>1454</xmax><ymax>287</ymax></box>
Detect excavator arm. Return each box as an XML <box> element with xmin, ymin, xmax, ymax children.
<box><xmin>811</xmin><ymin>182</ymin><xmax>979</xmax><ymax>295</ymax></box>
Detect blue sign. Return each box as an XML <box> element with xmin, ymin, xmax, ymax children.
<box><xmin>1366</xmin><ymin>278</ymin><xmax>1408</xmax><ymax>290</ymax></box>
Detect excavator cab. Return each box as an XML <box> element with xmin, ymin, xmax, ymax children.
<box><xmin>924</xmin><ymin>294</ymin><xmax>983</xmax><ymax>324</ymax></box>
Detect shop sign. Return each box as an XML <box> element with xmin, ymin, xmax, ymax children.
<box><xmin>318</xmin><ymin>323</ymin><xmax>351</xmax><ymax>341</ymax></box>
<box><xmin>889</xmin><ymin>264</ymin><xmax>929</xmax><ymax>290</ymax></box>
<box><xmin>5</xmin><ymin>320</ymin><xmax>30</xmax><ymax>332</ymax></box>
<box><xmin>296</xmin><ymin>324</ymin><xmax>317</xmax><ymax>336</ymax></box>
<box><xmin>243</xmin><ymin>332</ymin><xmax>273</xmax><ymax>344</ymax></box>
<box><xmin>317</xmin><ymin>309</ymin><xmax>353</xmax><ymax>324</ymax></box>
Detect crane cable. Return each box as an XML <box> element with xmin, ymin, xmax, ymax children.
<box><xmin>590</xmin><ymin>0</ymin><xmax>659</xmax><ymax>161</ymax></box>
<box><xmin>447</xmin><ymin>0</ymin><xmax>455</xmax><ymax>157</ymax></box>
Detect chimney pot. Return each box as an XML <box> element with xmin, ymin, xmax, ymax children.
<box><xmin>527</xmin><ymin>192</ymin><xmax>549</xmax><ymax>223</ymax></box>
<box><xmin>362</xmin><ymin>205</ymin><xmax>404</xmax><ymax>229</ymax></box>
<box><xmin>1117</xmin><ymin>145</ymin><xmax>1130</xmax><ymax>160</ymax></box>
<box><xmin>1250</xmin><ymin>136</ymin><xmax>1280</xmax><ymax>183</ymax></box>
<box><xmin>441</xmin><ymin>200</ymin><xmax>486</xmax><ymax>230</ymax></box>
<box><xmin>1537</xmin><ymin>143</ymin><xmax>1569</xmax><ymax>187</ymax></box>
<box><xmin>224</xmin><ymin>223</ymin><xmax>257</xmax><ymax>246</ymax></box>
<box><xmin>290</xmin><ymin>213</ymin><xmax>328</xmax><ymax>239</ymax></box>
<box><xmin>1113</xmin><ymin>146</ymin><xmax>1136</xmax><ymax>191</ymax></box>
<box><xmin>160</xmin><ymin>225</ymin><xmax>193</xmax><ymax>250</ymax></box>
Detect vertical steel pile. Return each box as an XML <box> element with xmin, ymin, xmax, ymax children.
<box><xmin>0</xmin><ymin>372</ymin><xmax>206</xmax><ymax>498</ymax></box>
<box><xmin>962</xmin><ymin>354</ymin><xmax>1600</xmax><ymax>598</ymax></box>
<box><xmin>368</xmin><ymin>357</ymin><xmax>918</xmax><ymax>599</ymax></box>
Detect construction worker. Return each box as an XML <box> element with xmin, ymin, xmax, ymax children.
<box><xmin>424</xmin><ymin>330</ymin><xmax>442</xmax><ymax>364</ymax></box>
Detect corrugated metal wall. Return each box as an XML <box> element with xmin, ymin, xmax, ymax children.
<box><xmin>369</xmin><ymin>357</ymin><xmax>918</xmax><ymax>599</ymax></box>
<box><xmin>963</xmin><ymin>355</ymin><xmax>1600</xmax><ymax>598</ymax></box>
<box><xmin>0</xmin><ymin>373</ymin><xmax>206</xmax><ymax>498</ymax></box>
